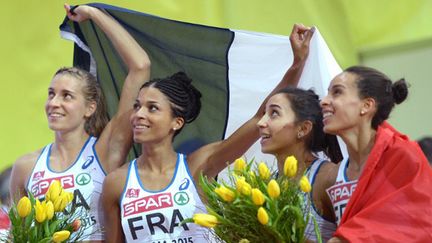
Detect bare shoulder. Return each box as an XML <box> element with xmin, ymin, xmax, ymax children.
<box><xmin>103</xmin><ymin>162</ymin><xmax>130</xmax><ymax>199</ymax></box>
<box><xmin>12</xmin><ymin>149</ymin><xmax>44</xmax><ymax>178</ymax></box>
<box><xmin>315</xmin><ymin>161</ymin><xmax>339</xmax><ymax>187</ymax></box>
<box><xmin>10</xmin><ymin>148</ymin><xmax>44</xmax><ymax>199</ymax></box>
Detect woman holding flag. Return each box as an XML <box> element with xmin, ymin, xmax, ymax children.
<box><xmin>9</xmin><ymin>4</ymin><xmax>151</xmax><ymax>241</ymax></box>
<box><xmin>101</xmin><ymin>24</ymin><xmax>314</xmax><ymax>242</ymax></box>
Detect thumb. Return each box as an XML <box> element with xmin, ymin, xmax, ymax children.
<box><xmin>304</xmin><ymin>26</ymin><xmax>315</xmax><ymax>44</ymax></box>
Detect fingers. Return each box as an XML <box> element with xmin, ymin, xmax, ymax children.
<box><xmin>303</xmin><ymin>26</ymin><xmax>315</xmax><ymax>43</ymax></box>
<box><xmin>64</xmin><ymin>3</ymin><xmax>74</xmax><ymax>19</ymax></box>
<box><xmin>290</xmin><ymin>23</ymin><xmax>310</xmax><ymax>42</ymax></box>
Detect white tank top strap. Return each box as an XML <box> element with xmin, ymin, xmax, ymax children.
<box><xmin>335</xmin><ymin>157</ymin><xmax>350</xmax><ymax>183</ymax></box>
<box><xmin>304</xmin><ymin>158</ymin><xmax>336</xmax><ymax>242</ymax></box>
<box><xmin>26</xmin><ymin>136</ymin><xmax>106</xmax><ymax>240</ymax></box>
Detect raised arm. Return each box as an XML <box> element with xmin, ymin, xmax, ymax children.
<box><xmin>65</xmin><ymin>4</ymin><xmax>151</xmax><ymax>172</ymax></box>
<box><xmin>189</xmin><ymin>24</ymin><xmax>314</xmax><ymax>178</ymax></box>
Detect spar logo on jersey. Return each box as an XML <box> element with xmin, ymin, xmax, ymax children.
<box><xmin>174</xmin><ymin>191</ymin><xmax>189</xmax><ymax>206</ymax></box>
<box><xmin>125</xmin><ymin>188</ymin><xmax>140</xmax><ymax>198</ymax></box>
<box><xmin>123</xmin><ymin>192</ymin><xmax>173</xmax><ymax>217</ymax></box>
<box><xmin>327</xmin><ymin>181</ymin><xmax>357</xmax><ymax>203</ymax></box>
<box><xmin>76</xmin><ymin>173</ymin><xmax>91</xmax><ymax>186</ymax></box>
<box><xmin>178</xmin><ymin>178</ymin><xmax>190</xmax><ymax>191</ymax></box>
<box><xmin>31</xmin><ymin>175</ymin><xmax>75</xmax><ymax>198</ymax></box>
<box><xmin>32</xmin><ymin>171</ymin><xmax>45</xmax><ymax>182</ymax></box>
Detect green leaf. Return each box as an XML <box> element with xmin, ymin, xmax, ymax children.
<box><xmin>43</xmin><ymin>220</ymin><xmax>50</xmax><ymax>238</ymax></box>
<box><xmin>312</xmin><ymin>216</ymin><xmax>322</xmax><ymax>243</ymax></box>
<box><xmin>24</xmin><ymin>207</ymin><xmax>35</xmax><ymax>229</ymax></box>
<box><xmin>37</xmin><ymin>237</ymin><xmax>52</xmax><ymax>243</ymax></box>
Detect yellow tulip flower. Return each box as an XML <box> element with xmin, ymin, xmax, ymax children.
<box><xmin>52</xmin><ymin>230</ymin><xmax>71</xmax><ymax>243</ymax></box>
<box><xmin>45</xmin><ymin>200</ymin><xmax>54</xmax><ymax>220</ymax></box>
<box><xmin>267</xmin><ymin>179</ymin><xmax>280</xmax><ymax>199</ymax></box>
<box><xmin>16</xmin><ymin>196</ymin><xmax>31</xmax><ymax>218</ymax></box>
<box><xmin>215</xmin><ymin>185</ymin><xmax>235</xmax><ymax>202</ymax></box>
<box><xmin>258</xmin><ymin>162</ymin><xmax>270</xmax><ymax>180</ymax></box>
<box><xmin>284</xmin><ymin>156</ymin><xmax>298</xmax><ymax>178</ymax></box>
<box><xmin>193</xmin><ymin>213</ymin><xmax>219</xmax><ymax>228</ymax></box>
<box><xmin>299</xmin><ymin>176</ymin><xmax>312</xmax><ymax>193</ymax></box>
<box><xmin>235</xmin><ymin>177</ymin><xmax>252</xmax><ymax>196</ymax></box>
<box><xmin>235</xmin><ymin>176</ymin><xmax>246</xmax><ymax>192</ymax></box>
<box><xmin>251</xmin><ymin>188</ymin><xmax>265</xmax><ymax>206</ymax></box>
<box><xmin>249</xmin><ymin>170</ymin><xmax>256</xmax><ymax>179</ymax></box>
<box><xmin>234</xmin><ymin>157</ymin><xmax>247</xmax><ymax>172</ymax></box>
<box><xmin>65</xmin><ymin>191</ymin><xmax>74</xmax><ymax>203</ymax></box>
<box><xmin>53</xmin><ymin>193</ymin><xmax>71</xmax><ymax>212</ymax></box>
<box><xmin>34</xmin><ymin>200</ymin><xmax>47</xmax><ymax>223</ymax></box>
<box><xmin>241</xmin><ymin>182</ymin><xmax>252</xmax><ymax>196</ymax></box>
<box><xmin>45</xmin><ymin>180</ymin><xmax>62</xmax><ymax>202</ymax></box>
<box><xmin>257</xmin><ymin>207</ymin><xmax>269</xmax><ymax>225</ymax></box>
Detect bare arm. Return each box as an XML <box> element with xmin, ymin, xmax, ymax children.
<box><xmin>189</xmin><ymin>24</ymin><xmax>314</xmax><ymax>178</ymax></box>
<box><xmin>9</xmin><ymin>151</ymin><xmax>41</xmax><ymax>201</ymax></box>
<box><xmin>65</xmin><ymin>4</ymin><xmax>151</xmax><ymax>172</ymax></box>
<box><xmin>101</xmin><ymin>170</ymin><xmax>126</xmax><ymax>243</ymax></box>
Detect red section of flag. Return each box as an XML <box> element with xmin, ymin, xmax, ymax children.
<box><xmin>335</xmin><ymin>122</ymin><xmax>432</xmax><ymax>242</ymax></box>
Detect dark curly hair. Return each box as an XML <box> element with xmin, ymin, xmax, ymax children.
<box><xmin>140</xmin><ymin>72</ymin><xmax>202</xmax><ymax>137</ymax></box>
<box><xmin>276</xmin><ymin>87</ymin><xmax>342</xmax><ymax>162</ymax></box>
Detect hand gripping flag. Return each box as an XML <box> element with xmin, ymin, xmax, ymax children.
<box><xmin>59</xmin><ymin>3</ymin><xmax>346</xmax><ymax>177</ymax></box>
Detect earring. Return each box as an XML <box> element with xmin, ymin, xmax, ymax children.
<box><xmin>361</xmin><ymin>110</ymin><xmax>365</xmax><ymax>115</ymax></box>
<box><xmin>173</xmin><ymin>127</ymin><xmax>177</xmax><ymax>131</ymax></box>
<box><xmin>297</xmin><ymin>132</ymin><xmax>304</xmax><ymax>139</ymax></box>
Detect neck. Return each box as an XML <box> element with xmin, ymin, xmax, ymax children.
<box><xmin>138</xmin><ymin>138</ymin><xmax>177</xmax><ymax>173</ymax></box>
<box><xmin>51</xmin><ymin>128</ymin><xmax>90</xmax><ymax>168</ymax></box>
<box><xmin>339</xmin><ymin>123</ymin><xmax>376</xmax><ymax>172</ymax></box>
<box><xmin>275</xmin><ymin>143</ymin><xmax>316</xmax><ymax>176</ymax></box>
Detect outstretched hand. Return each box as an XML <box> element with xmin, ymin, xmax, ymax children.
<box><xmin>290</xmin><ymin>23</ymin><xmax>315</xmax><ymax>63</ymax></box>
<box><xmin>64</xmin><ymin>3</ymin><xmax>93</xmax><ymax>22</ymax></box>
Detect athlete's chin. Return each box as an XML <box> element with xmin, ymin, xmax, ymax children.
<box><xmin>260</xmin><ymin>146</ymin><xmax>275</xmax><ymax>155</ymax></box>
<box><xmin>48</xmin><ymin>124</ymin><xmax>66</xmax><ymax>132</ymax></box>
<box><xmin>323</xmin><ymin>125</ymin><xmax>338</xmax><ymax>135</ymax></box>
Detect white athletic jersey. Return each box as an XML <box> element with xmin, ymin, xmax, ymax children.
<box><xmin>26</xmin><ymin>137</ymin><xmax>106</xmax><ymax>240</ymax></box>
<box><xmin>326</xmin><ymin>158</ymin><xmax>358</xmax><ymax>225</ymax></box>
<box><xmin>304</xmin><ymin>159</ymin><xmax>336</xmax><ymax>242</ymax></box>
<box><xmin>120</xmin><ymin>154</ymin><xmax>209</xmax><ymax>243</ymax></box>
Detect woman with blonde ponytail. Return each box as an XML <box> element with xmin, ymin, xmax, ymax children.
<box><xmin>9</xmin><ymin>4</ymin><xmax>150</xmax><ymax>242</ymax></box>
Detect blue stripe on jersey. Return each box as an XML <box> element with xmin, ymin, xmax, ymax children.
<box><xmin>136</xmin><ymin>154</ymin><xmax>181</xmax><ymax>193</ymax></box>
<box><xmin>45</xmin><ymin>136</ymin><xmax>92</xmax><ymax>173</ymax></box>
<box><xmin>91</xmin><ymin>137</ymin><xmax>107</xmax><ymax>176</ymax></box>
<box><xmin>119</xmin><ymin>160</ymin><xmax>136</xmax><ymax>206</ymax></box>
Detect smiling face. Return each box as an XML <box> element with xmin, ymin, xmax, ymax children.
<box><xmin>257</xmin><ymin>93</ymin><xmax>301</xmax><ymax>155</ymax></box>
<box><xmin>45</xmin><ymin>74</ymin><xmax>95</xmax><ymax>133</ymax></box>
<box><xmin>130</xmin><ymin>86</ymin><xmax>184</xmax><ymax>144</ymax></box>
<box><xmin>320</xmin><ymin>72</ymin><xmax>365</xmax><ymax>135</ymax></box>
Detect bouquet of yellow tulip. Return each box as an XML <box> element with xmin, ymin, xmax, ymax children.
<box><xmin>4</xmin><ymin>180</ymin><xmax>88</xmax><ymax>243</ymax></box>
<box><xmin>190</xmin><ymin>156</ymin><xmax>320</xmax><ymax>243</ymax></box>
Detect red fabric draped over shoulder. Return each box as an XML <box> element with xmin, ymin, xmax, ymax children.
<box><xmin>334</xmin><ymin>122</ymin><xmax>432</xmax><ymax>242</ymax></box>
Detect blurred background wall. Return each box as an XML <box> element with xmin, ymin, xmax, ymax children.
<box><xmin>1</xmin><ymin>0</ymin><xmax>431</xmax><ymax>172</ymax></box>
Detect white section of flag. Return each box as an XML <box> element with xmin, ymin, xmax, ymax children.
<box><xmin>218</xmin><ymin>28</ymin><xmax>345</xmax><ymax>181</ymax></box>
